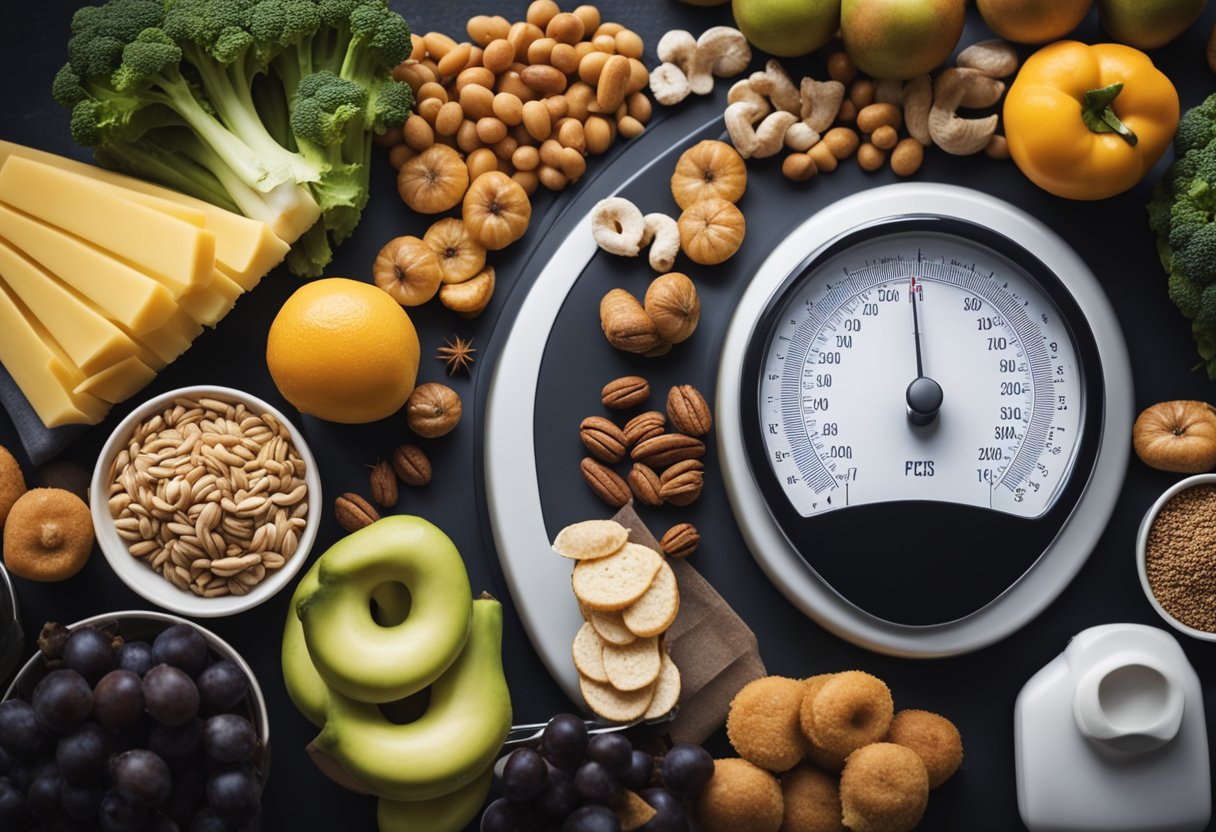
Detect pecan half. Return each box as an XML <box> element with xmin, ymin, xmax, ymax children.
<box><xmin>631</xmin><ymin>433</ymin><xmax>705</xmax><ymax>468</ymax></box>
<box><xmin>392</xmin><ymin>444</ymin><xmax>432</xmax><ymax>487</ymax></box>
<box><xmin>660</xmin><ymin>459</ymin><xmax>704</xmax><ymax>483</ymax></box>
<box><xmin>580</xmin><ymin>416</ymin><xmax>628</xmax><ymax>464</ymax></box>
<box><xmin>628</xmin><ymin>463</ymin><xmax>663</xmax><ymax>506</ymax></box>
<box><xmin>580</xmin><ymin>457</ymin><xmax>631</xmax><ymax>507</ymax></box>
<box><xmin>659</xmin><ymin>468</ymin><xmax>703</xmax><ymax>506</ymax></box>
<box><xmin>667</xmin><ymin>384</ymin><xmax>712</xmax><ymax>436</ymax></box>
<box><xmin>335</xmin><ymin>493</ymin><xmax>380</xmax><ymax>533</ymax></box>
<box><xmin>369</xmin><ymin>461</ymin><xmax>398</xmax><ymax>508</ymax></box>
<box><xmin>602</xmin><ymin>375</ymin><xmax>650</xmax><ymax>410</ymax></box>
<box><xmin>660</xmin><ymin>523</ymin><xmax>700</xmax><ymax>559</ymax></box>
<box><xmin>623</xmin><ymin>411</ymin><xmax>666</xmax><ymax>447</ymax></box>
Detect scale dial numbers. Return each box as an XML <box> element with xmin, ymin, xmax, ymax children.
<box><xmin>759</xmin><ymin>231</ymin><xmax>1084</xmax><ymax>520</ymax></box>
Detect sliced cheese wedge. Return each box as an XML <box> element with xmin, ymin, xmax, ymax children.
<box><xmin>75</xmin><ymin>355</ymin><xmax>157</xmax><ymax>404</ymax></box>
<box><xmin>0</xmin><ymin>141</ymin><xmax>291</xmax><ymax>285</ymax></box>
<box><xmin>0</xmin><ymin>203</ymin><xmax>176</xmax><ymax>334</ymax></box>
<box><xmin>130</xmin><ymin>311</ymin><xmax>195</xmax><ymax>366</ymax></box>
<box><xmin>0</xmin><ymin>281</ymin><xmax>107</xmax><ymax>426</ymax></box>
<box><xmin>0</xmin><ymin>156</ymin><xmax>215</xmax><ymax>295</ymax></box>
<box><xmin>0</xmin><ymin>238</ymin><xmax>140</xmax><ymax>376</ymax></box>
<box><xmin>178</xmin><ymin>270</ymin><xmax>244</xmax><ymax>327</ymax></box>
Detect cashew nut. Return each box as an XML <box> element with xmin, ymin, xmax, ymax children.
<box><xmin>650</xmin><ymin>62</ymin><xmax>692</xmax><ymax>106</ymax></box>
<box><xmin>902</xmin><ymin>75</ymin><xmax>933</xmax><ymax>146</ymax></box>
<box><xmin>438</xmin><ymin>266</ymin><xmax>495</xmax><ymax>318</ymax></box>
<box><xmin>641</xmin><ymin>213</ymin><xmax>680</xmax><ymax>272</ymax></box>
<box><xmin>800</xmin><ymin>78</ymin><xmax>845</xmax><ymax>133</ymax></box>
<box><xmin>875</xmin><ymin>78</ymin><xmax>903</xmax><ymax>106</ymax></box>
<box><xmin>727</xmin><ymin>80</ymin><xmax>772</xmax><ymax>120</ymax></box>
<box><xmin>956</xmin><ymin>39</ymin><xmax>1019</xmax><ymax>79</ymax></box>
<box><xmin>697</xmin><ymin>26</ymin><xmax>751</xmax><ymax>78</ymax></box>
<box><xmin>749</xmin><ymin>60</ymin><xmax>801</xmax><ymax>114</ymax></box>
<box><xmin>784</xmin><ymin>122</ymin><xmax>820</xmax><ymax>152</ymax></box>
<box><xmin>591</xmin><ymin>197</ymin><xmax>646</xmax><ymax>256</ymax></box>
<box><xmin>724</xmin><ymin>100</ymin><xmax>766</xmax><ymax>157</ymax></box>
<box><xmin>928</xmin><ymin>68</ymin><xmax>999</xmax><ymax>156</ymax></box>
<box><xmin>657</xmin><ymin>30</ymin><xmax>697</xmax><ymax>68</ymax></box>
<box><xmin>752</xmin><ymin>111</ymin><xmax>798</xmax><ymax>158</ymax></box>
<box><xmin>957</xmin><ymin>69</ymin><xmax>1006</xmax><ymax>109</ymax></box>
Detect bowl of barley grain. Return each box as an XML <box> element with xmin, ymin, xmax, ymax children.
<box><xmin>1137</xmin><ymin>473</ymin><xmax>1216</xmax><ymax>642</ymax></box>
<box><xmin>90</xmin><ymin>386</ymin><xmax>321</xmax><ymax>617</ymax></box>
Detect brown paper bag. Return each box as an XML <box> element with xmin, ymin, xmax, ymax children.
<box><xmin>612</xmin><ymin>505</ymin><xmax>766</xmax><ymax>744</ymax></box>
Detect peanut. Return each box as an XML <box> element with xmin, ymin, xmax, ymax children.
<box><xmin>566</xmin><ymin>82</ymin><xmax>594</xmax><ymax>120</ymax></box>
<box><xmin>410</xmin><ymin>33</ymin><xmax>427</xmax><ymax>60</ymax></box>
<box><xmin>617</xmin><ymin>116</ymin><xmax>644</xmax><ymax>139</ymax></box>
<box><xmin>435</xmin><ymin>101</ymin><xmax>464</xmax><ymax>135</ymax></box>
<box><xmin>497</xmin><ymin>70</ymin><xmax>535</xmax><ymax>101</ymax></box>
<box><xmin>808</xmin><ymin>141</ymin><xmax>837</xmax><ymax>173</ymax></box>
<box><xmin>512</xmin><ymin>169</ymin><xmax>540</xmax><ymax>196</ymax></box>
<box><xmin>985</xmin><ymin>134</ymin><xmax>1010</xmax><ymax>160</ymax></box>
<box><xmin>539</xmin><ymin>138</ymin><xmax>564</xmax><ymax>168</ymax></box>
<box><xmin>544</xmin><ymin>94</ymin><xmax>570</xmax><ymax>122</ymax></box>
<box><xmin>538</xmin><ymin>164</ymin><xmax>569</xmax><ymax>190</ymax></box>
<box><xmin>584</xmin><ymin>116</ymin><xmax>614</xmax><ymax>154</ymax></box>
<box><xmin>558</xmin><ymin>118</ymin><xmax>586</xmax><ymax>152</ymax></box>
<box><xmin>388</xmin><ymin>144</ymin><xmax>415</xmax><ymax>170</ymax></box>
<box><xmin>592</xmin><ymin>33</ymin><xmax>617</xmax><ymax>53</ymax></box>
<box><xmin>493</xmin><ymin>135</ymin><xmax>519</xmax><ymax>161</ymax></box>
<box><xmin>559</xmin><ymin>146</ymin><xmax>588</xmax><ymax>180</ymax></box>
<box><xmin>871</xmin><ymin>124</ymin><xmax>898</xmax><ymax>151</ymax></box>
<box><xmin>595</xmin><ymin>22</ymin><xmax>625</xmax><ymax>37</ymax></box>
<box><xmin>476</xmin><ymin>116</ymin><xmax>508</xmax><ymax>145</ymax></box>
<box><xmin>403</xmin><ymin>114</ymin><xmax>434</xmax><ymax>151</ymax></box>
<box><xmin>625</xmin><ymin>58</ymin><xmax>649</xmax><ymax>94</ymax></box>
<box><xmin>493</xmin><ymin>92</ymin><xmax>524</xmax><ymax>126</ymax></box>
<box><xmin>857</xmin><ymin>142</ymin><xmax>886</xmax><ymax>172</ymax></box>
<box><xmin>523</xmin><ymin>100</ymin><xmax>552</xmax><ymax>141</ymax></box>
<box><xmin>836</xmin><ymin>100</ymin><xmax>857</xmax><ymax>124</ymax></box>
<box><xmin>579</xmin><ymin>51</ymin><xmax>611</xmax><ymax>85</ymax></box>
<box><xmin>467</xmin><ymin>15</ymin><xmax>510</xmax><ymax>46</ymax></box>
<box><xmin>521</xmin><ymin>64</ymin><xmax>568</xmax><ymax>95</ymax></box>
<box><xmin>457</xmin><ymin>119</ymin><xmax>483</xmax><ymax>154</ymax></box>
<box><xmin>891</xmin><ymin>137</ymin><xmax>925</xmax><ymax>176</ymax></box>
<box><xmin>626</xmin><ymin>92</ymin><xmax>652</xmax><ymax>123</ymax></box>
<box><xmin>467</xmin><ymin>147</ymin><xmax>498</xmax><ymax>180</ymax></box>
<box><xmin>614</xmin><ymin>29</ymin><xmax>643</xmax><ymax>59</ymax></box>
<box><xmin>436</xmin><ymin>43</ymin><xmax>472</xmax><ymax>79</ymax></box>
<box><xmin>547</xmin><ymin>12</ymin><xmax>585</xmax><ymax>44</ymax></box>
<box><xmin>822</xmin><ymin>127</ymin><xmax>859</xmax><ymax>160</ymax></box>
<box><xmin>483</xmin><ymin>38</ymin><xmax>515</xmax><ymax>74</ymax></box>
<box><xmin>416</xmin><ymin>97</ymin><xmax>443</xmax><ymax>124</ymax></box>
<box><xmin>423</xmin><ymin>32</ymin><xmax>458</xmax><ymax>60</ymax></box>
<box><xmin>526</xmin><ymin>0</ymin><xmax>560</xmax><ymax>29</ymax></box>
<box><xmin>848</xmin><ymin>79</ymin><xmax>875</xmax><ymax>110</ymax></box>
<box><xmin>551</xmin><ymin>43</ymin><xmax>580</xmax><ymax>75</ymax></box>
<box><xmin>417</xmin><ymin>81</ymin><xmax>447</xmax><ymax>103</ymax></box>
<box><xmin>782</xmin><ymin>152</ymin><xmax>817</xmax><ymax>181</ymax></box>
<box><xmin>508</xmin><ymin>21</ymin><xmax>544</xmax><ymax>62</ymax></box>
<box><xmin>573</xmin><ymin>5</ymin><xmax>602</xmax><ymax>36</ymax></box>
<box><xmin>513</xmin><ymin>145</ymin><xmax>541</xmax><ymax>171</ymax></box>
<box><xmin>827</xmin><ymin>52</ymin><xmax>857</xmax><ymax>84</ymax></box>
<box><xmin>596</xmin><ymin>55</ymin><xmax>630</xmax><ymax>114</ymax></box>
<box><xmin>856</xmin><ymin>102</ymin><xmax>902</xmax><ymax>134</ymax></box>
<box><xmin>459</xmin><ymin>83</ymin><xmax>495</xmax><ymax>120</ymax></box>
<box><xmin>455</xmin><ymin>66</ymin><xmax>496</xmax><ymax>94</ymax></box>
<box><xmin>527</xmin><ymin>36</ymin><xmax>557</xmax><ymax>65</ymax></box>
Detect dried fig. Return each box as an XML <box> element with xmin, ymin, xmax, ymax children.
<box><xmin>644</xmin><ymin>273</ymin><xmax>700</xmax><ymax>344</ymax></box>
<box><xmin>1133</xmin><ymin>401</ymin><xmax>1216</xmax><ymax>473</ymax></box>
<box><xmin>423</xmin><ymin>218</ymin><xmax>486</xmax><ymax>284</ymax></box>
<box><xmin>670</xmin><ymin>140</ymin><xmax>747</xmax><ymax>210</ymax></box>
<box><xmin>463</xmin><ymin>171</ymin><xmax>532</xmax><ymax>250</ymax></box>
<box><xmin>397</xmin><ymin>144</ymin><xmax>470</xmax><ymax>213</ymax></box>
<box><xmin>438</xmin><ymin>266</ymin><xmax>495</xmax><ymax>318</ymax></box>
<box><xmin>406</xmin><ymin>383</ymin><xmax>463</xmax><ymax>438</ymax></box>
<box><xmin>678</xmin><ymin>196</ymin><xmax>745</xmax><ymax>265</ymax></box>
<box><xmin>373</xmin><ymin>236</ymin><xmax>443</xmax><ymax>306</ymax></box>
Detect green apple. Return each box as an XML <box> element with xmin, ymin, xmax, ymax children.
<box><xmin>731</xmin><ymin>0</ymin><xmax>840</xmax><ymax>57</ymax></box>
<box><xmin>841</xmin><ymin>0</ymin><xmax>966</xmax><ymax>80</ymax></box>
<box><xmin>1097</xmin><ymin>0</ymin><xmax>1206</xmax><ymax>49</ymax></box>
<box><xmin>678</xmin><ymin>0</ymin><xmax>731</xmax><ymax>5</ymax></box>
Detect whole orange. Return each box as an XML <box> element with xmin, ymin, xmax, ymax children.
<box><xmin>266</xmin><ymin>278</ymin><xmax>420</xmax><ymax>423</ymax></box>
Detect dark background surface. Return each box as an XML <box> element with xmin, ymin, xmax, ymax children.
<box><xmin>3</xmin><ymin>1</ymin><xmax>1216</xmax><ymax>830</ymax></box>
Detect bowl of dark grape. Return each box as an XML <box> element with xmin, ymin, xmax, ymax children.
<box><xmin>0</xmin><ymin>611</ymin><xmax>268</xmax><ymax>831</ymax></box>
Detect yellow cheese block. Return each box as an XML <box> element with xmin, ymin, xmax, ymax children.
<box><xmin>0</xmin><ymin>156</ymin><xmax>215</xmax><ymax>295</ymax></box>
<box><xmin>0</xmin><ymin>238</ymin><xmax>142</xmax><ymax>376</ymax></box>
<box><xmin>168</xmin><ymin>309</ymin><xmax>204</xmax><ymax>342</ymax></box>
<box><xmin>0</xmin><ymin>141</ymin><xmax>291</xmax><ymax>286</ymax></box>
<box><xmin>75</xmin><ymin>355</ymin><xmax>158</xmax><ymax>404</ymax></box>
<box><xmin>131</xmin><ymin>311</ymin><xmax>195</xmax><ymax>366</ymax></box>
<box><xmin>178</xmin><ymin>270</ymin><xmax>244</xmax><ymax>327</ymax></box>
<box><xmin>0</xmin><ymin>203</ymin><xmax>176</xmax><ymax>334</ymax></box>
<box><xmin>0</xmin><ymin>281</ymin><xmax>108</xmax><ymax>426</ymax></box>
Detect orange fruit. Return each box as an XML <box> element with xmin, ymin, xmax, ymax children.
<box><xmin>266</xmin><ymin>278</ymin><xmax>420</xmax><ymax>424</ymax></box>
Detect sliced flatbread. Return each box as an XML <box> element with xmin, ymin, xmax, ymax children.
<box><xmin>622</xmin><ymin>559</ymin><xmax>679</xmax><ymax>638</ymax></box>
<box><xmin>554</xmin><ymin>519</ymin><xmax>629</xmax><ymax>560</ymax></box>
<box><xmin>603</xmin><ymin>635</ymin><xmax>661</xmax><ymax>692</ymax></box>
<box><xmin>614</xmin><ymin>789</ymin><xmax>658</xmax><ymax>831</ymax></box>
<box><xmin>572</xmin><ymin>621</ymin><xmax>609</xmax><ymax>683</ymax></box>
<box><xmin>643</xmin><ymin>651</ymin><xmax>681</xmax><ymax>721</ymax></box>
<box><xmin>589</xmin><ymin>608</ymin><xmax>637</xmax><ymax>646</ymax></box>
<box><xmin>572</xmin><ymin>543</ymin><xmax>663</xmax><ymax>611</ymax></box>
<box><xmin>580</xmin><ymin>673</ymin><xmax>655</xmax><ymax>723</ymax></box>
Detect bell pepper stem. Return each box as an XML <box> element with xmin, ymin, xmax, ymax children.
<box><xmin>1081</xmin><ymin>82</ymin><xmax>1138</xmax><ymax>147</ymax></box>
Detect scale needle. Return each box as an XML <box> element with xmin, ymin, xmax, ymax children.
<box><xmin>906</xmin><ymin>274</ymin><xmax>943</xmax><ymax>426</ymax></box>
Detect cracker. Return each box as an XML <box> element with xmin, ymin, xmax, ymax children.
<box><xmin>572</xmin><ymin>621</ymin><xmax>609</xmax><ymax>683</ymax></box>
<box><xmin>572</xmin><ymin>543</ymin><xmax>662</xmax><ymax>611</ymax></box>
<box><xmin>643</xmin><ymin>650</ymin><xmax>681</xmax><ymax>721</ymax></box>
<box><xmin>589</xmin><ymin>608</ymin><xmax>637</xmax><ymax>646</ymax></box>
<box><xmin>603</xmin><ymin>635</ymin><xmax>661</xmax><ymax>691</ymax></box>
<box><xmin>614</xmin><ymin>789</ymin><xmax>658</xmax><ymax>831</ymax></box>
<box><xmin>553</xmin><ymin>519</ymin><xmax>630</xmax><ymax>560</ymax></box>
<box><xmin>580</xmin><ymin>673</ymin><xmax>655</xmax><ymax>723</ymax></box>
<box><xmin>622</xmin><ymin>558</ymin><xmax>679</xmax><ymax>638</ymax></box>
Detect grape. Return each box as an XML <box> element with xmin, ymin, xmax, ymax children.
<box><xmin>27</xmin><ymin>769</ymin><xmax>64</xmax><ymax>821</ymax></box>
<box><xmin>201</xmin><ymin>715</ymin><xmax>256</xmax><ymax>765</ymax></box>
<box><xmin>541</xmin><ymin>713</ymin><xmax>588</xmax><ymax>770</ymax></box>
<box><xmin>574</xmin><ymin>760</ymin><xmax>617</xmax><ymax>804</ymax></box>
<box><xmin>638</xmin><ymin>788</ymin><xmax>689</xmax><ymax>832</ymax></box>
<box><xmin>0</xmin><ymin>776</ymin><xmax>28</xmax><ymax>826</ymax></box>
<box><xmin>588</xmin><ymin>733</ymin><xmax>632</xmax><ymax>777</ymax></box>
<box><xmin>93</xmin><ymin>670</ymin><xmax>145</xmax><ymax>734</ymax></box>
<box><xmin>0</xmin><ymin>744</ymin><xmax>10</xmax><ymax>775</ymax></box>
<box><xmin>149</xmin><ymin>719</ymin><xmax>203</xmax><ymax>770</ymax></box>
<box><xmin>143</xmin><ymin>666</ymin><xmax>200</xmax><ymax>727</ymax></box>
<box><xmin>659</xmin><ymin>744</ymin><xmax>712</xmax><ymax>797</ymax></box>
<box><xmin>195</xmin><ymin>662</ymin><xmax>248</xmax><ymax>713</ymax></box>
<box><xmin>0</xmin><ymin>700</ymin><xmax>46</xmax><ymax>758</ymax></box>
<box><xmin>111</xmin><ymin>750</ymin><xmax>172</xmax><ymax>808</ymax></box>
<box><xmin>56</xmin><ymin>723</ymin><xmax>112</xmax><ymax>783</ymax></box>
<box><xmin>152</xmin><ymin>626</ymin><xmax>209</xmax><ymax>678</ymax></box>
<box><xmin>188</xmin><ymin>807</ymin><xmax>232</xmax><ymax>832</ymax></box>
<box><xmin>480</xmin><ymin>796</ymin><xmax>532</xmax><ymax>831</ymax></box>
<box><xmin>621</xmin><ymin>750</ymin><xmax>654</xmax><ymax>791</ymax></box>
<box><xmin>115</xmin><ymin>642</ymin><xmax>155</xmax><ymax>677</ymax></box>
<box><xmin>62</xmin><ymin>628</ymin><xmax>115</xmax><ymax>686</ymax></box>
<box><xmin>532</xmin><ymin>765</ymin><xmax>578</xmax><ymax>821</ymax></box>
<box><xmin>98</xmin><ymin>790</ymin><xmax>148</xmax><ymax>832</ymax></box>
<box><xmin>147</xmin><ymin>812</ymin><xmax>182</xmax><ymax>832</ymax></box>
<box><xmin>162</xmin><ymin>765</ymin><xmax>205</xmax><ymax>827</ymax></box>
<box><xmin>561</xmin><ymin>804</ymin><xmax>620</xmax><ymax>832</ymax></box>
<box><xmin>205</xmin><ymin>764</ymin><xmax>260</xmax><ymax>823</ymax></box>
<box><xmin>501</xmin><ymin>747</ymin><xmax>547</xmax><ymax>802</ymax></box>
<box><xmin>113</xmin><ymin>716</ymin><xmax>154</xmax><ymax>755</ymax></box>
<box><xmin>32</xmin><ymin>670</ymin><xmax>93</xmax><ymax>735</ymax></box>
<box><xmin>61</xmin><ymin>781</ymin><xmax>103</xmax><ymax>821</ymax></box>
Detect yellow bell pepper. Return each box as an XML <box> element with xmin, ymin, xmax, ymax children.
<box><xmin>1003</xmin><ymin>41</ymin><xmax>1179</xmax><ymax>201</ymax></box>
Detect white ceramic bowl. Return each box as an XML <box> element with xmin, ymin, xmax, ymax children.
<box><xmin>90</xmin><ymin>385</ymin><xmax>321</xmax><ymax>617</ymax></box>
<box><xmin>1136</xmin><ymin>473</ymin><xmax>1216</xmax><ymax>643</ymax></box>
<box><xmin>3</xmin><ymin>611</ymin><xmax>270</xmax><ymax>782</ymax></box>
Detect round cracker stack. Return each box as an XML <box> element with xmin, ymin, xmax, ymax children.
<box><xmin>552</xmin><ymin>519</ymin><xmax>683</xmax><ymax>722</ymax></box>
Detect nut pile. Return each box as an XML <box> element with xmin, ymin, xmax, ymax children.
<box><xmin>650</xmin><ymin>26</ymin><xmax>752</xmax><ymax>105</ymax></box>
<box><xmin>580</xmin><ymin>378</ymin><xmax>710</xmax><ymax>553</ymax></box>
<box><xmin>553</xmin><ymin>519</ymin><xmax>682</xmax><ymax>722</ymax></box>
<box><xmin>107</xmin><ymin>396</ymin><xmax>309</xmax><ymax>598</ymax></box>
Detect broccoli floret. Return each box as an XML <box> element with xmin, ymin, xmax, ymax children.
<box><xmin>1175</xmin><ymin>95</ymin><xmax>1216</xmax><ymax>156</ymax></box>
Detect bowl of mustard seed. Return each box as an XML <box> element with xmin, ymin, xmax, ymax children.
<box><xmin>1137</xmin><ymin>474</ymin><xmax>1216</xmax><ymax>642</ymax></box>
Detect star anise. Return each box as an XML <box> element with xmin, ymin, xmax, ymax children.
<box><xmin>436</xmin><ymin>335</ymin><xmax>476</xmax><ymax>376</ymax></box>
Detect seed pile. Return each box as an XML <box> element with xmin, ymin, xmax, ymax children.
<box><xmin>107</xmin><ymin>396</ymin><xmax>309</xmax><ymax>598</ymax></box>
<box><xmin>1145</xmin><ymin>484</ymin><xmax>1216</xmax><ymax>632</ymax></box>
